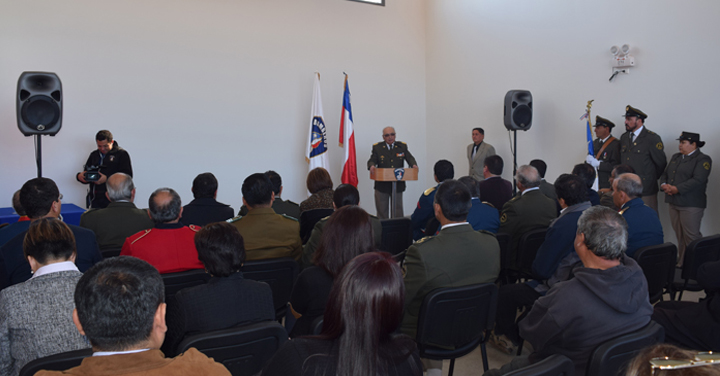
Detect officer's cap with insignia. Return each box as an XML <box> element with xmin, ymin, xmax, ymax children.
<box><xmin>677</xmin><ymin>131</ymin><xmax>706</xmax><ymax>148</ymax></box>
<box><xmin>594</xmin><ymin>116</ymin><xmax>615</xmax><ymax>129</ymax></box>
<box><xmin>623</xmin><ymin>105</ymin><xmax>647</xmax><ymax>120</ymax></box>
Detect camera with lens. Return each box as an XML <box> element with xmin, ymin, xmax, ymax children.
<box><xmin>84</xmin><ymin>165</ymin><xmax>101</xmax><ymax>182</ymax></box>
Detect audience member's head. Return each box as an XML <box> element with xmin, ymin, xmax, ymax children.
<box><xmin>434</xmin><ymin>179</ymin><xmax>471</xmax><ymax>223</ymax></box>
<box><xmin>529</xmin><ymin>159</ymin><xmax>548</xmax><ymax>179</ymax></box>
<box><xmin>484</xmin><ymin>155</ymin><xmax>504</xmax><ymax>176</ymax></box>
<box><xmin>625</xmin><ymin>344</ymin><xmax>719</xmax><ymax>376</ymax></box>
<box><xmin>554</xmin><ymin>174</ymin><xmax>588</xmax><ymax>207</ymax></box>
<box><xmin>321</xmin><ymin>252</ymin><xmax>407</xmax><ymax>376</ymax></box>
<box><xmin>609</xmin><ymin>164</ymin><xmax>635</xmax><ymax>186</ymax></box>
<box><xmin>74</xmin><ymin>257</ymin><xmax>165</xmax><ymax>351</ymax></box>
<box><xmin>572</xmin><ymin>163</ymin><xmax>597</xmax><ymax>189</ymax></box>
<box><xmin>23</xmin><ymin>218</ymin><xmax>76</xmax><ymax>268</ymax></box>
<box><xmin>12</xmin><ymin>190</ymin><xmax>25</xmax><ymax>216</ymax></box>
<box><xmin>95</xmin><ymin>130</ymin><xmax>113</xmax><ymax>143</ymax></box>
<box><xmin>148</xmin><ymin>188</ymin><xmax>182</xmax><ymax>224</ymax></box>
<box><xmin>191</xmin><ymin>173</ymin><xmax>218</xmax><ymax>199</ymax></box>
<box><xmin>314</xmin><ymin>206</ymin><xmax>375</xmax><ymax>277</ymax></box>
<box><xmin>458</xmin><ymin>176</ymin><xmax>480</xmax><ymax>198</ymax></box>
<box><xmin>434</xmin><ymin>160</ymin><xmax>454</xmax><ymax>182</ymax></box>
<box><xmin>333</xmin><ymin>184</ymin><xmax>360</xmax><ymax>208</ymax></box>
<box><xmin>106</xmin><ymin>173</ymin><xmax>135</xmax><ymax>202</ymax></box>
<box><xmin>576</xmin><ymin>206</ymin><xmax>627</xmax><ymax>260</ymax></box>
<box><xmin>515</xmin><ymin>165</ymin><xmax>541</xmax><ymax>190</ymax></box>
<box><xmin>264</xmin><ymin>170</ymin><xmax>283</xmax><ymax>196</ymax></box>
<box><xmin>242</xmin><ymin>173</ymin><xmax>274</xmax><ymax>208</ymax></box>
<box><xmin>195</xmin><ymin>222</ymin><xmax>245</xmax><ymax>277</ymax></box>
<box><xmin>306</xmin><ymin>167</ymin><xmax>333</xmax><ymax>194</ymax></box>
<box><xmin>19</xmin><ymin>177</ymin><xmax>60</xmax><ymax>220</ymax></box>
<box><xmin>613</xmin><ymin>173</ymin><xmax>643</xmax><ymax>208</ymax></box>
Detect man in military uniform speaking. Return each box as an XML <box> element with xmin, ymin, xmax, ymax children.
<box><xmin>619</xmin><ymin>105</ymin><xmax>667</xmax><ymax>213</ymax></box>
<box><xmin>585</xmin><ymin>116</ymin><xmax>621</xmax><ymax>190</ymax></box>
<box><xmin>367</xmin><ymin>127</ymin><xmax>417</xmax><ymax>218</ymax></box>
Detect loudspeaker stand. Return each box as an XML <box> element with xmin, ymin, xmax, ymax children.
<box><xmin>512</xmin><ymin>130</ymin><xmax>517</xmax><ymax>194</ymax></box>
<box><xmin>35</xmin><ymin>134</ymin><xmax>43</xmax><ymax>178</ymax></box>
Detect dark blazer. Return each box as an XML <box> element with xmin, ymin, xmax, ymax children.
<box><xmin>181</xmin><ymin>198</ymin><xmax>234</xmax><ymax>227</ymax></box>
<box><xmin>163</xmin><ymin>272</ymin><xmax>275</xmax><ymax>356</ymax></box>
<box><xmin>0</xmin><ymin>224</ymin><xmax>102</xmax><ymax>290</ymax></box>
<box><xmin>532</xmin><ymin>202</ymin><xmax>590</xmax><ymax>282</ymax></box>
<box><xmin>79</xmin><ymin>201</ymin><xmax>154</xmax><ymax>251</ymax></box>
<box><xmin>620</xmin><ymin>127</ymin><xmax>667</xmax><ymax>196</ymax></box>
<box><xmin>0</xmin><ymin>221</ymin><xmax>31</xmax><ymax>248</ymax></box>
<box><xmin>467</xmin><ymin>198</ymin><xmax>499</xmax><ymax>233</ymax></box>
<box><xmin>499</xmin><ymin>189</ymin><xmax>557</xmax><ymax>269</ymax></box>
<box><xmin>478</xmin><ymin>176</ymin><xmax>513</xmax><ymax>210</ymax></box>
<box><xmin>660</xmin><ymin>150</ymin><xmax>712</xmax><ymax>208</ymax></box>
<box><xmin>620</xmin><ymin>197</ymin><xmax>664</xmax><ymax>257</ymax></box>
<box><xmin>593</xmin><ymin>136</ymin><xmax>621</xmax><ymax>189</ymax></box>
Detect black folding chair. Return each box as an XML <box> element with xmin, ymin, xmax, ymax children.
<box><xmin>585</xmin><ymin>321</ymin><xmax>664</xmax><ymax>376</ymax></box>
<box><xmin>161</xmin><ymin>269</ymin><xmax>210</xmax><ymax>302</ymax></box>
<box><xmin>19</xmin><ymin>348</ymin><xmax>93</xmax><ymax>376</ymax></box>
<box><xmin>632</xmin><ymin>242</ymin><xmax>677</xmax><ymax>303</ymax></box>
<box><xmin>242</xmin><ymin>257</ymin><xmax>299</xmax><ymax>321</ymax></box>
<box><xmin>672</xmin><ymin>234</ymin><xmax>720</xmax><ymax>300</ymax></box>
<box><xmin>504</xmin><ymin>354</ymin><xmax>575</xmax><ymax>376</ymax></box>
<box><xmin>516</xmin><ymin>228</ymin><xmax>547</xmax><ymax>280</ymax></box>
<box><xmin>415</xmin><ymin>283</ymin><xmax>498</xmax><ymax>375</ymax></box>
<box><xmin>177</xmin><ymin>321</ymin><xmax>288</xmax><ymax>376</ymax></box>
<box><xmin>299</xmin><ymin>209</ymin><xmax>334</xmax><ymax>244</ymax></box>
<box><xmin>379</xmin><ymin>217</ymin><xmax>413</xmax><ymax>256</ymax></box>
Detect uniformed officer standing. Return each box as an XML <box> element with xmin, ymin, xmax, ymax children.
<box><xmin>619</xmin><ymin>105</ymin><xmax>667</xmax><ymax>213</ymax></box>
<box><xmin>367</xmin><ymin>127</ymin><xmax>418</xmax><ymax>218</ymax></box>
<box><xmin>586</xmin><ymin>116</ymin><xmax>621</xmax><ymax>190</ymax></box>
<box><xmin>660</xmin><ymin>132</ymin><xmax>712</xmax><ymax>265</ymax></box>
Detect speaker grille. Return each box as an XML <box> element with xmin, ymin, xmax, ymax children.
<box><xmin>513</xmin><ymin>104</ymin><xmax>532</xmax><ymax>128</ymax></box>
<box><xmin>21</xmin><ymin>96</ymin><xmax>60</xmax><ymax>131</ymax></box>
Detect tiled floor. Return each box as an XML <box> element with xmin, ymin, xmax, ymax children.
<box><xmin>431</xmin><ymin>290</ymin><xmax>705</xmax><ymax>375</ymax></box>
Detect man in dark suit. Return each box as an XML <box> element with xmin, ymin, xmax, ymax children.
<box><xmin>181</xmin><ymin>172</ymin><xmax>234</xmax><ymax>226</ymax></box>
<box><xmin>499</xmin><ymin>165</ymin><xmax>557</xmax><ymax>271</ymax></box>
<box><xmin>612</xmin><ymin>173</ymin><xmax>663</xmax><ymax>257</ymax></box>
<box><xmin>238</xmin><ymin>170</ymin><xmax>301</xmax><ymax>219</ymax></box>
<box><xmin>458</xmin><ymin>176</ymin><xmax>499</xmax><ymax>233</ymax></box>
<box><xmin>586</xmin><ymin>116</ymin><xmax>621</xmax><ymax>190</ymax></box>
<box><xmin>0</xmin><ymin>178</ymin><xmax>102</xmax><ymax>289</ymax></box>
<box><xmin>411</xmin><ymin>160</ymin><xmax>454</xmax><ymax>240</ymax></box>
<box><xmin>367</xmin><ymin>126</ymin><xmax>418</xmax><ymax>218</ymax></box>
<box><xmin>491</xmin><ymin>174</ymin><xmax>590</xmax><ymax>353</ymax></box>
<box><xmin>402</xmin><ymin>180</ymin><xmax>500</xmax><ymax>376</ymax></box>
<box><xmin>619</xmin><ymin>105</ymin><xmax>667</xmax><ymax>213</ymax></box>
<box><xmin>79</xmin><ymin>173</ymin><xmax>153</xmax><ymax>251</ymax></box>
<box><xmin>572</xmin><ymin>163</ymin><xmax>600</xmax><ymax>206</ymax></box>
<box><xmin>478</xmin><ymin>155</ymin><xmax>513</xmax><ymax>210</ymax></box>
<box><xmin>530</xmin><ymin>159</ymin><xmax>557</xmax><ymax>202</ymax></box>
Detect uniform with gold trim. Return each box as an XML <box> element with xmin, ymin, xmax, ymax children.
<box><xmin>120</xmin><ymin>223</ymin><xmax>203</xmax><ymax>274</ymax></box>
<box><xmin>400</xmin><ymin>224</ymin><xmax>500</xmax><ymax>339</ymax></box>
<box><xmin>619</xmin><ymin>106</ymin><xmax>667</xmax><ymax>196</ymax></box>
<box><xmin>410</xmin><ymin>185</ymin><xmax>439</xmax><ymax>240</ymax></box>
<box><xmin>592</xmin><ymin>116</ymin><xmax>621</xmax><ymax>189</ymax></box>
<box><xmin>367</xmin><ymin>141</ymin><xmax>417</xmax><ymax>194</ymax></box>
<box><xmin>229</xmin><ymin>208</ymin><xmax>302</xmax><ymax>262</ymax></box>
<box><xmin>499</xmin><ymin>189</ymin><xmax>557</xmax><ymax>270</ymax></box>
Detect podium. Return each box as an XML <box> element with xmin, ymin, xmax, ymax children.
<box><xmin>370</xmin><ymin>167</ymin><xmax>418</xmax><ymax>218</ymax></box>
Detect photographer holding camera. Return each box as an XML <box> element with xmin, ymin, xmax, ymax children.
<box><xmin>76</xmin><ymin>130</ymin><xmax>133</xmax><ymax>208</ymax></box>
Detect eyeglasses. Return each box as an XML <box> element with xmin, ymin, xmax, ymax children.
<box><xmin>383</xmin><ymin>133</ymin><xmax>395</xmax><ymax>137</ymax></box>
<box><xmin>58</xmin><ymin>193</ymin><xmax>63</xmax><ymax>201</ymax></box>
<box><xmin>650</xmin><ymin>352</ymin><xmax>720</xmax><ymax>371</ymax></box>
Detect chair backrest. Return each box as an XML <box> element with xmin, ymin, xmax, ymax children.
<box><xmin>242</xmin><ymin>258</ymin><xmax>299</xmax><ymax>319</ymax></box>
<box><xmin>100</xmin><ymin>247</ymin><xmax>122</xmax><ymax>259</ymax></box>
<box><xmin>162</xmin><ymin>269</ymin><xmax>210</xmax><ymax>301</ymax></box>
<box><xmin>682</xmin><ymin>234</ymin><xmax>720</xmax><ymax>281</ymax></box>
<box><xmin>416</xmin><ymin>283</ymin><xmax>498</xmax><ymax>356</ymax></box>
<box><xmin>300</xmin><ymin>209</ymin><xmax>334</xmax><ymax>244</ymax></box>
<box><xmin>585</xmin><ymin>321</ymin><xmax>665</xmax><ymax>376</ymax></box>
<box><xmin>496</xmin><ymin>232</ymin><xmax>511</xmax><ymax>272</ymax></box>
<box><xmin>633</xmin><ymin>242</ymin><xmax>677</xmax><ymax>303</ymax></box>
<box><xmin>504</xmin><ymin>354</ymin><xmax>575</xmax><ymax>376</ymax></box>
<box><xmin>177</xmin><ymin>321</ymin><xmax>288</xmax><ymax>376</ymax></box>
<box><xmin>19</xmin><ymin>348</ymin><xmax>93</xmax><ymax>376</ymax></box>
<box><xmin>311</xmin><ymin>316</ymin><xmax>324</xmax><ymax>335</ymax></box>
<box><xmin>379</xmin><ymin>217</ymin><xmax>412</xmax><ymax>255</ymax></box>
<box><xmin>517</xmin><ymin>228</ymin><xmax>547</xmax><ymax>276</ymax></box>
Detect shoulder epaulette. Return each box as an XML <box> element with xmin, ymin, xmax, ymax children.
<box><xmin>423</xmin><ymin>187</ymin><xmax>436</xmax><ymax>196</ymax></box>
<box><xmin>397</xmin><ymin>141</ymin><xmax>407</xmax><ymax>145</ymax></box>
<box><xmin>286</xmin><ymin>200</ymin><xmax>299</xmax><ymax>206</ymax></box>
<box><xmin>478</xmin><ymin>230</ymin><xmax>495</xmax><ymax>236</ymax></box>
<box><xmin>227</xmin><ymin>215</ymin><xmax>243</xmax><ymax>223</ymax></box>
<box><xmin>508</xmin><ymin>195</ymin><xmax>520</xmax><ymax>203</ymax></box>
<box><xmin>618</xmin><ymin>207</ymin><xmax>629</xmax><ymax>215</ymax></box>
<box><xmin>373</xmin><ymin>142</ymin><xmax>382</xmax><ymax>146</ymax></box>
<box><xmin>280</xmin><ymin>213</ymin><xmax>299</xmax><ymax>222</ymax></box>
<box><xmin>481</xmin><ymin>201</ymin><xmax>496</xmax><ymax>209</ymax></box>
<box><xmin>130</xmin><ymin>229</ymin><xmax>153</xmax><ymax>245</ymax></box>
<box><xmin>188</xmin><ymin>225</ymin><xmax>201</xmax><ymax>232</ymax></box>
<box><xmin>415</xmin><ymin>235</ymin><xmax>435</xmax><ymax>245</ymax></box>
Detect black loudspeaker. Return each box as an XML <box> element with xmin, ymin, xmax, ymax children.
<box><xmin>504</xmin><ymin>90</ymin><xmax>532</xmax><ymax>131</ymax></box>
<box><xmin>17</xmin><ymin>72</ymin><xmax>63</xmax><ymax>136</ymax></box>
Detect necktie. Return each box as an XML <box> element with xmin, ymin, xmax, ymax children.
<box><xmin>630</xmin><ymin>133</ymin><xmax>635</xmax><ymax>143</ymax></box>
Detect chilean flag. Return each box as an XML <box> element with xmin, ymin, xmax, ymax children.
<box><xmin>339</xmin><ymin>74</ymin><xmax>358</xmax><ymax>187</ymax></box>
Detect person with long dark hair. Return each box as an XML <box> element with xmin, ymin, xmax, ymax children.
<box><xmin>263</xmin><ymin>252</ymin><xmax>422</xmax><ymax>376</ymax></box>
<box><xmin>289</xmin><ymin>205</ymin><xmax>375</xmax><ymax>337</ymax></box>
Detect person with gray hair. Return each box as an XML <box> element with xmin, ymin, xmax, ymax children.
<box><xmin>499</xmin><ymin>164</ymin><xmax>556</xmax><ymax>270</ymax></box>
<box><xmin>485</xmin><ymin>206</ymin><xmax>653</xmax><ymax>376</ymax></box>
<box><xmin>612</xmin><ymin>173</ymin><xmax>663</xmax><ymax>257</ymax></box>
<box><xmin>120</xmin><ymin>188</ymin><xmax>203</xmax><ymax>274</ymax></box>
<box><xmin>79</xmin><ymin>173</ymin><xmax>153</xmax><ymax>251</ymax></box>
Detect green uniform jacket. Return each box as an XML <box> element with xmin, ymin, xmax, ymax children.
<box><xmin>499</xmin><ymin>189</ymin><xmax>557</xmax><ymax>270</ymax></box>
<box><xmin>79</xmin><ymin>201</ymin><xmax>154</xmax><ymax>251</ymax></box>
<box><xmin>401</xmin><ymin>224</ymin><xmax>500</xmax><ymax>339</ymax></box>
<box><xmin>367</xmin><ymin>141</ymin><xmax>417</xmax><ymax>193</ymax></box>
<box><xmin>300</xmin><ymin>214</ymin><xmax>383</xmax><ymax>269</ymax></box>
<box><xmin>593</xmin><ymin>136</ymin><xmax>621</xmax><ymax>189</ymax></box>
<box><xmin>660</xmin><ymin>150</ymin><xmax>712</xmax><ymax>208</ymax></box>
<box><xmin>238</xmin><ymin>198</ymin><xmax>301</xmax><ymax>220</ymax></box>
<box><xmin>229</xmin><ymin>207</ymin><xmax>302</xmax><ymax>261</ymax></box>
<box><xmin>620</xmin><ymin>127</ymin><xmax>667</xmax><ymax>196</ymax></box>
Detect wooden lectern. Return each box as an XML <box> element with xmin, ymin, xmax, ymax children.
<box><xmin>370</xmin><ymin>167</ymin><xmax>418</xmax><ymax>218</ymax></box>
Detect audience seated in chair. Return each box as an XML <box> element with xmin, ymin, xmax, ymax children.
<box><xmin>599</xmin><ymin>164</ymin><xmax>634</xmax><ymax>210</ymax></box>
<box><xmin>612</xmin><ymin>173</ymin><xmax>664</xmax><ymax>258</ymax></box>
<box><xmin>411</xmin><ymin>160</ymin><xmax>454</xmax><ymax>240</ymax></box>
<box><xmin>478</xmin><ymin>155</ymin><xmax>513</xmax><ymax>211</ymax></box>
<box><xmin>458</xmin><ymin>176</ymin><xmax>499</xmax><ymax>233</ymax></box>
<box><xmin>299</xmin><ymin>167</ymin><xmax>334</xmax><ymax>213</ymax></box>
<box><xmin>121</xmin><ymin>187</ymin><xmax>204</xmax><ymax>274</ymax></box>
<box><xmin>238</xmin><ymin>170</ymin><xmax>301</xmax><ymax>219</ymax></box>
<box><xmin>180</xmin><ymin>172</ymin><xmax>234</xmax><ymax>226</ymax></box>
<box><xmin>572</xmin><ymin>163</ymin><xmax>601</xmax><ymax>206</ymax></box>
<box><xmin>0</xmin><ymin>190</ymin><xmax>31</xmax><ymax>247</ymax></box>
<box><xmin>263</xmin><ymin>252</ymin><xmax>422</xmax><ymax>376</ymax></box>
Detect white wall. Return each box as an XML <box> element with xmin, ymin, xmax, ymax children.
<box><xmin>425</xmin><ymin>0</ymin><xmax>720</xmax><ymax>239</ymax></box>
<box><xmin>0</xmin><ymin>0</ymin><xmax>427</xmax><ymax>214</ymax></box>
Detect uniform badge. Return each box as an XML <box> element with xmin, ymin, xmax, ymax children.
<box><xmin>109</xmin><ymin>155</ymin><xmax>115</xmax><ymax>162</ymax></box>
<box><xmin>394</xmin><ymin>168</ymin><xmax>405</xmax><ymax>180</ymax></box>
<box><xmin>500</xmin><ymin>213</ymin><xmax>507</xmax><ymax>223</ymax></box>
<box><xmin>397</xmin><ymin>152</ymin><xmax>404</xmax><ymax>157</ymax></box>
<box><xmin>656</xmin><ymin>142</ymin><xmax>663</xmax><ymax>150</ymax></box>
<box><xmin>704</xmin><ymin>162</ymin><xmax>711</xmax><ymax>170</ymax></box>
